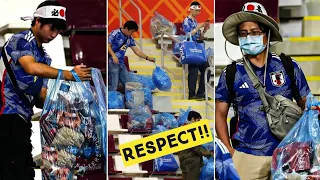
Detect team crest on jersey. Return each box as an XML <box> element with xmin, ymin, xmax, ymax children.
<box><xmin>270</xmin><ymin>71</ymin><xmax>285</xmax><ymax>87</ymax></box>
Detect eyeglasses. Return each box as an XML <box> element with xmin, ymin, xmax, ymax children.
<box><xmin>238</xmin><ymin>31</ymin><xmax>265</xmax><ymax>37</ymax></box>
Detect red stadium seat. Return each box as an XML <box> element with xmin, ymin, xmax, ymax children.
<box><xmin>108</xmin><ymin>156</ymin><xmax>121</xmax><ymax>175</ymax></box>
<box><xmin>108</xmin><ymin>135</ymin><xmax>119</xmax><ymax>153</ymax></box>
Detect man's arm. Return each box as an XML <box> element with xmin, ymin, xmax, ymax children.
<box><xmin>215</xmin><ymin>100</ymin><xmax>234</xmax><ymax>155</ymax></box>
<box><xmin>130</xmin><ymin>46</ymin><xmax>155</xmax><ymax>62</ymax></box>
<box><xmin>108</xmin><ymin>43</ymin><xmax>116</xmax><ymax>58</ymax></box>
<box><xmin>18</xmin><ymin>56</ymin><xmax>91</xmax><ymax>81</ymax></box>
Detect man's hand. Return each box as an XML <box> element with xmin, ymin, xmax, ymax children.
<box><xmin>198</xmin><ymin>22</ymin><xmax>206</xmax><ymax>28</ymax></box>
<box><xmin>147</xmin><ymin>56</ymin><xmax>156</xmax><ymax>62</ymax></box>
<box><xmin>112</xmin><ymin>55</ymin><xmax>119</xmax><ymax>64</ymax></box>
<box><xmin>72</xmin><ymin>64</ymin><xmax>91</xmax><ymax>81</ymax></box>
<box><xmin>228</xmin><ymin>147</ymin><xmax>235</xmax><ymax>157</ymax></box>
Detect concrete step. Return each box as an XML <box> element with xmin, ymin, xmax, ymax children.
<box><xmin>307</xmin><ymin>77</ymin><xmax>320</xmax><ymax>93</ymax></box>
<box><xmin>292</xmin><ymin>56</ymin><xmax>320</xmax><ymax>76</ymax></box>
<box><xmin>153</xmin><ymin>92</ymin><xmax>184</xmax><ymax>100</ymax></box>
<box><xmin>271</xmin><ymin>37</ymin><xmax>320</xmax><ymax>56</ymax></box>
<box><xmin>303</xmin><ymin>16</ymin><xmax>320</xmax><ymax>37</ymax></box>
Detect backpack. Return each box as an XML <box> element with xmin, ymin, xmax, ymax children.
<box><xmin>226</xmin><ymin>53</ymin><xmax>305</xmax><ymax>145</ymax></box>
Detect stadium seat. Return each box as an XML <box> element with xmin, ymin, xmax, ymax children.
<box><xmin>141</xmin><ymin>160</ymin><xmax>176</xmax><ymax>175</ymax></box>
<box><xmin>56</xmin><ymin>0</ymin><xmax>106</xmax><ymax>29</ymax></box>
<box><xmin>114</xmin><ymin>155</ymin><xmax>148</xmax><ymax>174</ymax></box>
<box><xmin>133</xmin><ymin>178</ymin><xmax>159</xmax><ymax>180</ymax></box>
<box><xmin>108</xmin><ymin>156</ymin><xmax>122</xmax><ymax>175</ymax></box>
<box><xmin>118</xmin><ymin>134</ymin><xmax>142</xmax><ymax>145</ymax></box>
<box><xmin>108</xmin><ymin>114</ymin><xmax>128</xmax><ymax>134</ymax></box>
<box><xmin>108</xmin><ymin>134</ymin><xmax>119</xmax><ymax>153</ymax></box>
<box><xmin>174</xmin><ymin>23</ymin><xmax>185</xmax><ymax>36</ymax></box>
<box><xmin>69</xmin><ymin>30</ymin><xmax>106</xmax><ymax>79</ymax></box>
<box><xmin>164</xmin><ymin>178</ymin><xmax>183</xmax><ymax>180</ymax></box>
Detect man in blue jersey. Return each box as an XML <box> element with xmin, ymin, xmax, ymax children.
<box><xmin>183</xmin><ymin>1</ymin><xmax>210</xmax><ymax>100</ymax></box>
<box><xmin>108</xmin><ymin>20</ymin><xmax>155</xmax><ymax>91</ymax></box>
<box><xmin>0</xmin><ymin>1</ymin><xmax>91</xmax><ymax>180</ymax></box>
<box><xmin>215</xmin><ymin>2</ymin><xmax>310</xmax><ymax>180</ymax></box>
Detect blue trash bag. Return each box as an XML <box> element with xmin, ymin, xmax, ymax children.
<box><xmin>152</xmin><ymin>125</ymin><xmax>168</xmax><ymax>134</ymax></box>
<box><xmin>152</xmin><ymin>66</ymin><xmax>172</xmax><ymax>91</ymax></box>
<box><xmin>108</xmin><ymin>91</ymin><xmax>124</xmax><ymax>109</ymax></box>
<box><xmin>155</xmin><ymin>113</ymin><xmax>179</xmax><ymax>129</ymax></box>
<box><xmin>128</xmin><ymin>72</ymin><xmax>156</xmax><ymax>90</ymax></box>
<box><xmin>200</xmin><ymin>157</ymin><xmax>214</xmax><ymax>180</ymax></box>
<box><xmin>144</xmin><ymin>88</ymin><xmax>153</xmax><ymax>110</ymax></box>
<box><xmin>206</xmin><ymin>47</ymin><xmax>214</xmax><ymax>60</ymax></box>
<box><xmin>173</xmin><ymin>35</ymin><xmax>186</xmax><ymax>55</ymax></box>
<box><xmin>154</xmin><ymin>154</ymin><xmax>179</xmax><ymax>172</ymax></box>
<box><xmin>125</xmin><ymin>82</ymin><xmax>145</xmax><ymax>109</ymax></box>
<box><xmin>272</xmin><ymin>93</ymin><xmax>320</xmax><ymax>179</ymax></box>
<box><xmin>215</xmin><ymin>138</ymin><xmax>240</xmax><ymax>180</ymax></box>
<box><xmin>177</xmin><ymin>107</ymin><xmax>192</xmax><ymax>126</ymax></box>
<box><xmin>202</xmin><ymin>130</ymin><xmax>214</xmax><ymax>152</ymax></box>
<box><xmin>39</xmin><ymin>69</ymin><xmax>107</xmax><ymax>179</ymax></box>
<box><xmin>128</xmin><ymin>105</ymin><xmax>153</xmax><ymax>130</ymax></box>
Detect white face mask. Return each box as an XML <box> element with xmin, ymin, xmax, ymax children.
<box><xmin>238</xmin><ymin>35</ymin><xmax>266</xmax><ymax>55</ymax></box>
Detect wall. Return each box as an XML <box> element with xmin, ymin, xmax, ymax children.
<box><xmin>108</xmin><ymin>0</ymin><xmax>214</xmax><ymax>38</ymax></box>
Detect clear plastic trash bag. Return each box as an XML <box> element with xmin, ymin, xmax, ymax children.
<box><xmin>40</xmin><ymin>69</ymin><xmax>106</xmax><ymax>179</ymax></box>
<box><xmin>150</xmin><ymin>12</ymin><xmax>176</xmax><ymax>38</ymax></box>
<box><xmin>128</xmin><ymin>105</ymin><xmax>153</xmax><ymax>131</ymax></box>
<box><xmin>128</xmin><ymin>72</ymin><xmax>156</xmax><ymax>90</ymax></box>
<box><xmin>272</xmin><ymin>93</ymin><xmax>320</xmax><ymax>179</ymax></box>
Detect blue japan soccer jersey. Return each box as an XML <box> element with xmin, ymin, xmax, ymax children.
<box><xmin>216</xmin><ymin>53</ymin><xmax>310</xmax><ymax>156</ymax></box>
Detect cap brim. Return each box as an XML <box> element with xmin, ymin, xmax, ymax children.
<box><xmin>222</xmin><ymin>11</ymin><xmax>283</xmax><ymax>46</ymax></box>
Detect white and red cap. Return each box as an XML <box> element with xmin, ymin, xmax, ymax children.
<box><xmin>242</xmin><ymin>2</ymin><xmax>268</xmax><ymax>15</ymax></box>
<box><xmin>21</xmin><ymin>6</ymin><xmax>66</xmax><ymax>21</ymax></box>
<box><xmin>189</xmin><ymin>5</ymin><xmax>201</xmax><ymax>10</ymax></box>
<box><xmin>222</xmin><ymin>2</ymin><xmax>282</xmax><ymax>46</ymax></box>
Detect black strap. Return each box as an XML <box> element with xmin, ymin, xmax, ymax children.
<box><xmin>1</xmin><ymin>44</ymin><xmax>33</xmax><ymax>108</ymax></box>
<box><xmin>279</xmin><ymin>53</ymin><xmax>305</xmax><ymax>109</ymax></box>
<box><xmin>108</xmin><ymin>37</ymin><xmax>128</xmax><ymax>58</ymax></box>
<box><xmin>226</xmin><ymin>61</ymin><xmax>237</xmax><ymax>111</ymax></box>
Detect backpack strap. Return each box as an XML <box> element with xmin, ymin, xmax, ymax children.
<box><xmin>279</xmin><ymin>53</ymin><xmax>305</xmax><ymax>109</ymax></box>
<box><xmin>226</xmin><ymin>61</ymin><xmax>237</xmax><ymax>110</ymax></box>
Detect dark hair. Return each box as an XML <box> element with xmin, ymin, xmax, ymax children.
<box><xmin>31</xmin><ymin>1</ymin><xmax>67</xmax><ymax>31</ymax></box>
<box><xmin>123</xmin><ymin>20</ymin><xmax>138</xmax><ymax>31</ymax></box>
<box><xmin>187</xmin><ymin>111</ymin><xmax>202</xmax><ymax>121</ymax></box>
<box><xmin>190</xmin><ymin>1</ymin><xmax>201</xmax><ymax>6</ymax></box>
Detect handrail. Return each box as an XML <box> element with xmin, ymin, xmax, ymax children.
<box><xmin>160</xmin><ymin>31</ymin><xmax>187</xmax><ymax>99</ymax></box>
<box><xmin>119</xmin><ymin>0</ymin><xmax>143</xmax><ymax>53</ymax></box>
<box><xmin>204</xmin><ymin>66</ymin><xmax>215</xmax><ymax>119</ymax></box>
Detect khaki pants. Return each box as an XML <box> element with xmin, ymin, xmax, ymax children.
<box><xmin>232</xmin><ymin>150</ymin><xmax>272</xmax><ymax>180</ymax></box>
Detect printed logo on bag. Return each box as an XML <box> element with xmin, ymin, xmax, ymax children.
<box><xmin>189</xmin><ymin>48</ymin><xmax>203</xmax><ymax>54</ymax></box>
<box><xmin>270</xmin><ymin>71</ymin><xmax>285</xmax><ymax>87</ymax></box>
<box><xmin>179</xmin><ymin>46</ymin><xmax>185</xmax><ymax>60</ymax></box>
<box><xmin>119</xmin><ymin>120</ymin><xmax>213</xmax><ymax>167</ymax></box>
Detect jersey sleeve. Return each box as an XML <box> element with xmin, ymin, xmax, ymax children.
<box><xmin>215</xmin><ymin>68</ymin><xmax>230</xmax><ymax>103</ymax></box>
<box><xmin>42</xmin><ymin>56</ymin><xmax>52</xmax><ymax>89</ymax></box>
<box><xmin>7</xmin><ymin>37</ymin><xmax>34</xmax><ymax>65</ymax></box>
<box><xmin>292</xmin><ymin>59</ymin><xmax>311</xmax><ymax>98</ymax></box>
<box><xmin>128</xmin><ymin>37</ymin><xmax>136</xmax><ymax>47</ymax></box>
<box><xmin>108</xmin><ymin>30</ymin><xmax>117</xmax><ymax>44</ymax></box>
<box><xmin>183</xmin><ymin>18</ymin><xmax>192</xmax><ymax>33</ymax></box>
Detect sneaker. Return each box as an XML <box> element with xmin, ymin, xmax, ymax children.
<box><xmin>188</xmin><ymin>96</ymin><xmax>197</xmax><ymax>100</ymax></box>
<box><xmin>196</xmin><ymin>94</ymin><xmax>211</xmax><ymax>101</ymax></box>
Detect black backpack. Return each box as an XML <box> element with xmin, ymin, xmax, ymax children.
<box><xmin>226</xmin><ymin>53</ymin><xmax>304</xmax><ymax>148</ymax></box>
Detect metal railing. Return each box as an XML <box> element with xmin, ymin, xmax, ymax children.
<box><xmin>204</xmin><ymin>66</ymin><xmax>215</xmax><ymax>119</ymax></box>
<box><xmin>119</xmin><ymin>0</ymin><xmax>143</xmax><ymax>52</ymax></box>
<box><xmin>160</xmin><ymin>31</ymin><xmax>187</xmax><ymax>99</ymax></box>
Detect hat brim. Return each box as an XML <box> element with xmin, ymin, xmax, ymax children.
<box><xmin>222</xmin><ymin>12</ymin><xmax>283</xmax><ymax>46</ymax></box>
